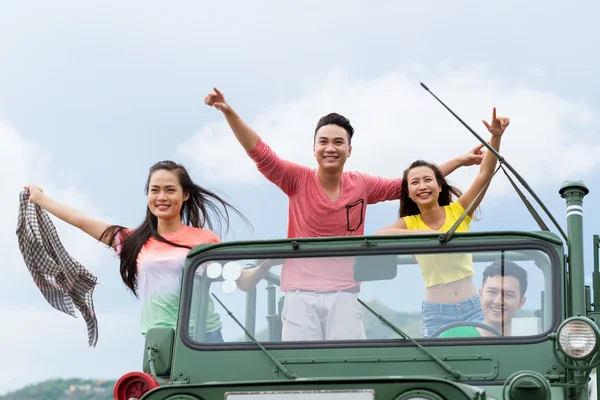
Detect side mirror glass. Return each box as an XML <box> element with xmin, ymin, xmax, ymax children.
<box><xmin>353</xmin><ymin>254</ymin><xmax>398</xmax><ymax>282</ymax></box>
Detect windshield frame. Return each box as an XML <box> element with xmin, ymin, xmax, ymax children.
<box><xmin>178</xmin><ymin>234</ymin><xmax>562</xmax><ymax>351</ymax></box>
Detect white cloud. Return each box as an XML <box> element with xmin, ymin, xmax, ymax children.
<box><xmin>0</xmin><ymin>306</ymin><xmax>143</xmax><ymax>395</ymax></box>
<box><xmin>0</xmin><ymin>119</ymin><xmax>141</xmax><ymax>394</ymax></box>
<box><xmin>0</xmin><ymin>119</ymin><xmax>117</xmax><ymax>294</ymax></box>
<box><xmin>179</xmin><ymin>64</ymin><xmax>599</xmax><ymax>199</ymax></box>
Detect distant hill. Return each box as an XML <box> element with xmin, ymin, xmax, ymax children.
<box><xmin>0</xmin><ymin>379</ymin><xmax>116</xmax><ymax>400</ymax></box>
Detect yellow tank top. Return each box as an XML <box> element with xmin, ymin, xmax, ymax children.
<box><xmin>403</xmin><ymin>201</ymin><xmax>474</xmax><ymax>288</ymax></box>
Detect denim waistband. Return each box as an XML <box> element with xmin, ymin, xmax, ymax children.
<box><xmin>422</xmin><ymin>294</ymin><xmax>481</xmax><ymax>310</ymax></box>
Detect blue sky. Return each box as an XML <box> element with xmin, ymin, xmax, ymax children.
<box><xmin>2</xmin><ymin>0</ymin><xmax>600</xmax><ymax>394</ymax></box>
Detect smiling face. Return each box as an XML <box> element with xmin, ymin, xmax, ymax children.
<box><xmin>313</xmin><ymin>124</ymin><xmax>352</xmax><ymax>172</ymax></box>
<box><xmin>406</xmin><ymin>166</ymin><xmax>442</xmax><ymax>207</ymax></box>
<box><xmin>147</xmin><ymin>169</ymin><xmax>190</xmax><ymax>221</ymax></box>
<box><xmin>480</xmin><ymin>275</ymin><xmax>527</xmax><ymax>329</ymax></box>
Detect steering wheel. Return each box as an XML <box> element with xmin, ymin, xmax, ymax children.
<box><xmin>428</xmin><ymin>321</ymin><xmax>504</xmax><ymax>338</ymax></box>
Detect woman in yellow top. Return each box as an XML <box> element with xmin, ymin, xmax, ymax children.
<box><xmin>376</xmin><ymin>107</ymin><xmax>510</xmax><ymax>338</ymax></box>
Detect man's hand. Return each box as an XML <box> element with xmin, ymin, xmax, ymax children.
<box><xmin>482</xmin><ymin>107</ymin><xmax>510</xmax><ymax>137</ymax></box>
<box><xmin>460</xmin><ymin>143</ymin><xmax>485</xmax><ymax>167</ymax></box>
<box><xmin>204</xmin><ymin>87</ymin><xmax>232</xmax><ymax>114</ymax></box>
<box><xmin>204</xmin><ymin>87</ymin><xmax>259</xmax><ymax>151</ymax></box>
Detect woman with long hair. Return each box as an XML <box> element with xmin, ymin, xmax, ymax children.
<box><xmin>25</xmin><ymin>160</ymin><xmax>253</xmax><ymax>342</ymax></box>
<box><xmin>376</xmin><ymin>108</ymin><xmax>510</xmax><ymax>338</ymax></box>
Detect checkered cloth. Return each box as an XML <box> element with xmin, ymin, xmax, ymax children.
<box><xmin>16</xmin><ymin>190</ymin><xmax>99</xmax><ymax>346</ymax></box>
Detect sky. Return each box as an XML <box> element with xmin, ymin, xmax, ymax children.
<box><xmin>1</xmin><ymin>0</ymin><xmax>600</xmax><ymax>394</ymax></box>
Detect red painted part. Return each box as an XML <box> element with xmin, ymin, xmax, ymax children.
<box><xmin>113</xmin><ymin>371</ymin><xmax>160</xmax><ymax>400</ymax></box>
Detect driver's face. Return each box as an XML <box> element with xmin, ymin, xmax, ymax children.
<box><xmin>479</xmin><ymin>275</ymin><xmax>526</xmax><ymax>330</ymax></box>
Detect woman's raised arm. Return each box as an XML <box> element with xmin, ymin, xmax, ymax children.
<box><xmin>25</xmin><ymin>184</ymin><xmax>118</xmax><ymax>248</ymax></box>
<box><xmin>456</xmin><ymin>107</ymin><xmax>510</xmax><ymax>216</ymax></box>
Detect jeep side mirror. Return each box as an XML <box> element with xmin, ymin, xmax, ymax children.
<box><xmin>143</xmin><ymin>327</ymin><xmax>175</xmax><ymax>377</ymax></box>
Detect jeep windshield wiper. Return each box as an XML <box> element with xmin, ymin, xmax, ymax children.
<box><xmin>357</xmin><ymin>298</ymin><xmax>463</xmax><ymax>380</ymax></box>
<box><xmin>211</xmin><ymin>293</ymin><xmax>298</xmax><ymax>380</ymax></box>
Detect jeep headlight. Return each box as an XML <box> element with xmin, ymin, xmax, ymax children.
<box><xmin>557</xmin><ymin>317</ymin><xmax>599</xmax><ymax>359</ymax></box>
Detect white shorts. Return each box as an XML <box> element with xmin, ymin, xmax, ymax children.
<box><xmin>281</xmin><ymin>290</ymin><xmax>367</xmax><ymax>341</ymax></box>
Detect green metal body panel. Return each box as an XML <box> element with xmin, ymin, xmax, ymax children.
<box><xmin>124</xmin><ymin>182</ymin><xmax>600</xmax><ymax>400</ymax></box>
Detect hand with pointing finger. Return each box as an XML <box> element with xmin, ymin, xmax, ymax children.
<box><xmin>204</xmin><ymin>88</ymin><xmax>232</xmax><ymax>114</ymax></box>
<box><xmin>461</xmin><ymin>143</ymin><xmax>485</xmax><ymax>166</ymax></box>
<box><xmin>203</xmin><ymin>87</ymin><xmax>259</xmax><ymax>151</ymax></box>
<box><xmin>482</xmin><ymin>107</ymin><xmax>510</xmax><ymax>137</ymax></box>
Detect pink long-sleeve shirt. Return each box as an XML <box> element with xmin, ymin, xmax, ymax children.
<box><xmin>247</xmin><ymin>138</ymin><xmax>402</xmax><ymax>291</ymax></box>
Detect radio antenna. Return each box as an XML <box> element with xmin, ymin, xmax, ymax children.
<box><xmin>420</xmin><ymin>82</ymin><xmax>568</xmax><ymax>242</ymax></box>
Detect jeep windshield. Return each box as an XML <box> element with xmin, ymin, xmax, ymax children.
<box><xmin>180</xmin><ymin>233</ymin><xmax>558</xmax><ymax>347</ymax></box>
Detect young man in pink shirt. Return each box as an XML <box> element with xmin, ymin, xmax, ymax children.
<box><xmin>205</xmin><ymin>88</ymin><xmax>484</xmax><ymax>342</ymax></box>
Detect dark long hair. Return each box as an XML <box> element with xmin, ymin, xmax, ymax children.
<box><xmin>399</xmin><ymin>160</ymin><xmax>464</xmax><ymax>218</ymax></box>
<box><xmin>100</xmin><ymin>160</ymin><xmax>251</xmax><ymax>297</ymax></box>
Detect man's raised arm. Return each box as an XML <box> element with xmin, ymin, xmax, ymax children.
<box><xmin>437</xmin><ymin>143</ymin><xmax>485</xmax><ymax>177</ymax></box>
<box><xmin>204</xmin><ymin>87</ymin><xmax>306</xmax><ymax>196</ymax></box>
<box><xmin>204</xmin><ymin>87</ymin><xmax>259</xmax><ymax>151</ymax></box>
